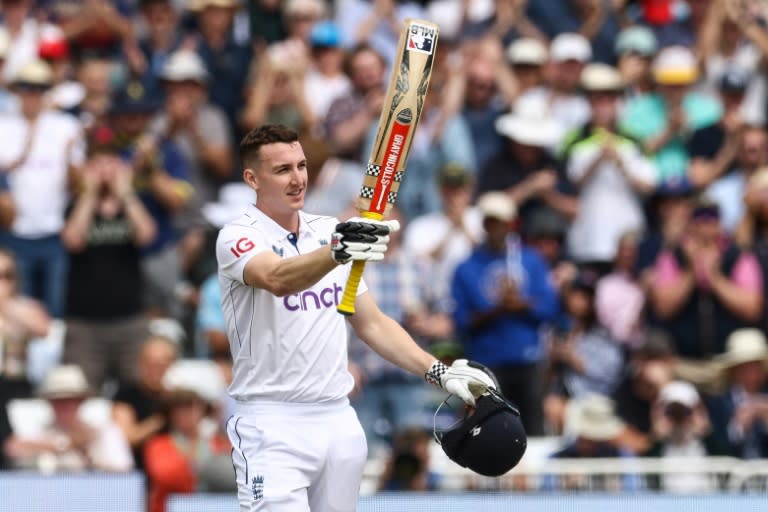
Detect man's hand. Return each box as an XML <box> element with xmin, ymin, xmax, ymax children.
<box><xmin>331</xmin><ymin>217</ymin><xmax>400</xmax><ymax>264</ymax></box>
<box><xmin>425</xmin><ymin>359</ymin><xmax>497</xmax><ymax>406</ymax></box>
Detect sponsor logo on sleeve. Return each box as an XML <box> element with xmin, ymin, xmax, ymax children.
<box><xmin>230</xmin><ymin>237</ymin><xmax>255</xmax><ymax>258</ymax></box>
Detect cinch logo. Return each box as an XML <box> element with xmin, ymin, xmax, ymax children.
<box><xmin>284</xmin><ymin>283</ymin><xmax>343</xmax><ymax>311</ymax></box>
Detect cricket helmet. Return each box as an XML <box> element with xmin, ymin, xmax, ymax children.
<box><xmin>433</xmin><ymin>363</ymin><xmax>527</xmax><ymax>477</ymax></box>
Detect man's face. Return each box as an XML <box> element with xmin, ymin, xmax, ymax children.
<box><xmin>689</xmin><ymin>217</ymin><xmax>722</xmax><ymax>247</ymax></box>
<box><xmin>551</xmin><ymin>60</ymin><xmax>584</xmax><ymax>91</ymax></box>
<box><xmin>465</xmin><ymin>69</ymin><xmax>496</xmax><ymax>108</ymax></box>
<box><xmin>588</xmin><ymin>92</ymin><xmax>618</xmax><ymax>125</ymax></box>
<box><xmin>739</xmin><ymin>130</ymin><xmax>768</xmax><ymax>169</ymax></box>
<box><xmin>198</xmin><ymin>5</ymin><xmax>233</xmax><ymax>35</ymax></box>
<box><xmin>660</xmin><ymin>83</ymin><xmax>688</xmax><ymax>105</ymax></box>
<box><xmin>142</xmin><ymin>2</ymin><xmax>177</xmax><ymax>34</ymax></box>
<box><xmin>350</xmin><ymin>50</ymin><xmax>384</xmax><ymax>94</ymax></box>
<box><xmin>245</xmin><ymin>141</ymin><xmax>308</xmax><ymax>218</ymax></box>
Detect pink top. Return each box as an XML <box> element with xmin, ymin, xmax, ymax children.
<box><xmin>654</xmin><ymin>249</ymin><xmax>763</xmax><ymax>292</ymax></box>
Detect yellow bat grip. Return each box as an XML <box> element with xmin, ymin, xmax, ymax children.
<box><xmin>337</xmin><ymin>211</ymin><xmax>384</xmax><ymax>316</ymax></box>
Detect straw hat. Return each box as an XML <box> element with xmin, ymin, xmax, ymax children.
<box><xmin>38</xmin><ymin>365</ymin><xmax>92</xmax><ymax>400</ymax></box>
<box><xmin>717</xmin><ymin>328</ymin><xmax>768</xmax><ymax>369</ymax></box>
<box><xmin>581</xmin><ymin>63</ymin><xmax>624</xmax><ymax>92</ymax></box>
<box><xmin>506</xmin><ymin>38</ymin><xmax>548</xmax><ymax>66</ymax></box>
<box><xmin>495</xmin><ymin>94</ymin><xmax>564</xmax><ymax>147</ymax></box>
<box><xmin>564</xmin><ymin>394</ymin><xmax>625</xmax><ymax>441</ymax></box>
<box><xmin>12</xmin><ymin>59</ymin><xmax>54</xmax><ymax>87</ymax></box>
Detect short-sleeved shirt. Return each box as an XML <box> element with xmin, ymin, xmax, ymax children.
<box><xmin>216</xmin><ymin>206</ymin><xmax>365</xmax><ymax>403</ymax></box>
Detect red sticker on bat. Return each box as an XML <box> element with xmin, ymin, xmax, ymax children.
<box><xmin>370</xmin><ymin>120</ymin><xmax>411</xmax><ymax>214</ymax></box>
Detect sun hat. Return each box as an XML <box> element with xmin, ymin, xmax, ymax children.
<box><xmin>564</xmin><ymin>394</ymin><xmax>625</xmax><ymax>441</ymax></box>
<box><xmin>38</xmin><ymin>365</ymin><xmax>92</xmax><ymax>400</ymax></box>
<box><xmin>652</xmin><ymin>45</ymin><xmax>699</xmax><ymax>85</ymax></box>
<box><xmin>495</xmin><ymin>94</ymin><xmax>564</xmax><ymax>147</ymax></box>
<box><xmin>202</xmin><ymin>183</ymin><xmax>256</xmax><ymax>228</ymax></box>
<box><xmin>550</xmin><ymin>33</ymin><xmax>592</xmax><ymax>63</ymax></box>
<box><xmin>187</xmin><ymin>0</ymin><xmax>238</xmax><ymax>11</ymax></box>
<box><xmin>160</xmin><ymin>49</ymin><xmax>209</xmax><ymax>83</ymax></box>
<box><xmin>477</xmin><ymin>191</ymin><xmax>516</xmax><ymax>222</ymax></box>
<box><xmin>506</xmin><ymin>37</ymin><xmax>548</xmax><ymax>66</ymax></box>
<box><xmin>581</xmin><ymin>63</ymin><xmax>624</xmax><ymax>92</ymax></box>
<box><xmin>718</xmin><ymin>328</ymin><xmax>768</xmax><ymax>369</ymax></box>
<box><xmin>12</xmin><ymin>59</ymin><xmax>54</xmax><ymax>88</ymax></box>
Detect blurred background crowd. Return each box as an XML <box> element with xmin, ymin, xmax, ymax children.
<box><xmin>0</xmin><ymin>0</ymin><xmax>766</xmax><ymax>508</ymax></box>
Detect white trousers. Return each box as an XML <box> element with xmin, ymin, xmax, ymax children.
<box><xmin>227</xmin><ymin>398</ymin><xmax>368</xmax><ymax>512</ymax></box>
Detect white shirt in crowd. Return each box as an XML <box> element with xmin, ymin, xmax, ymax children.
<box><xmin>0</xmin><ymin>110</ymin><xmax>85</xmax><ymax>238</ymax></box>
<box><xmin>303</xmin><ymin>70</ymin><xmax>351</xmax><ymax>122</ymax></box>
<box><xmin>566</xmin><ymin>140</ymin><xmax>656</xmax><ymax>263</ymax></box>
<box><xmin>216</xmin><ymin>205</ymin><xmax>364</xmax><ymax>403</ymax></box>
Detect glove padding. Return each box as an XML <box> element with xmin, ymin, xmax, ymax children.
<box><xmin>331</xmin><ymin>217</ymin><xmax>400</xmax><ymax>264</ymax></box>
<box><xmin>426</xmin><ymin>359</ymin><xmax>497</xmax><ymax>406</ymax></box>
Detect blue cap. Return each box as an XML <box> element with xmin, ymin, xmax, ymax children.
<box><xmin>109</xmin><ymin>84</ymin><xmax>162</xmax><ymax>115</ymax></box>
<box><xmin>615</xmin><ymin>26</ymin><xmax>658</xmax><ymax>57</ymax></box>
<box><xmin>719</xmin><ymin>67</ymin><xmax>752</xmax><ymax>92</ymax></box>
<box><xmin>655</xmin><ymin>178</ymin><xmax>694</xmax><ymax>197</ymax></box>
<box><xmin>310</xmin><ymin>21</ymin><xmax>340</xmax><ymax>48</ymax></box>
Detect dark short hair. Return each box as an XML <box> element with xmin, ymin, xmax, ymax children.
<box><xmin>239</xmin><ymin>124</ymin><xmax>299</xmax><ymax>170</ymax></box>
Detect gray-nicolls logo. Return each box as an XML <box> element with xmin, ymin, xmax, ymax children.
<box><xmin>470</xmin><ymin>426</ymin><xmax>482</xmax><ymax>437</ymax></box>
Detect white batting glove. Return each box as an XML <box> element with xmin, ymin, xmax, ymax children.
<box><xmin>331</xmin><ymin>217</ymin><xmax>400</xmax><ymax>265</ymax></box>
<box><xmin>425</xmin><ymin>359</ymin><xmax>497</xmax><ymax>406</ymax></box>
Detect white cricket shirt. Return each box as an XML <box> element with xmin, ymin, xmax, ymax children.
<box><xmin>216</xmin><ymin>205</ymin><xmax>365</xmax><ymax>403</ymax></box>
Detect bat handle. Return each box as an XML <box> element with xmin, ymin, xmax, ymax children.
<box><xmin>337</xmin><ymin>211</ymin><xmax>383</xmax><ymax>316</ymax></box>
<box><xmin>337</xmin><ymin>260</ymin><xmax>365</xmax><ymax>315</ymax></box>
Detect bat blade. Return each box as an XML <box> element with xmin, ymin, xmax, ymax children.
<box><xmin>337</xmin><ymin>19</ymin><xmax>439</xmax><ymax>316</ymax></box>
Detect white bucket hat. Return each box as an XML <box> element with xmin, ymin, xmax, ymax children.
<box><xmin>202</xmin><ymin>183</ymin><xmax>256</xmax><ymax>228</ymax></box>
<box><xmin>659</xmin><ymin>380</ymin><xmax>700</xmax><ymax>408</ymax></box>
<box><xmin>718</xmin><ymin>328</ymin><xmax>768</xmax><ymax>369</ymax></box>
<box><xmin>38</xmin><ymin>365</ymin><xmax>92</xmax><ymax>400</ymax></box>
<box><xmin>495</xmin><ymin>94</ymin><xmax>563</xmax><ymax>147</ymax></box>
<box><xmin>161</xmin><ymin>50</ymin><xmax>209</xmax><ymax>83</ymax></box>
<box><xmin>564</xmin><ymin>394</ymin><xmax>625</xmax><ymax>441</ymax></box>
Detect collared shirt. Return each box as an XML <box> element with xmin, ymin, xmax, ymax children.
<box><xmin>216</xmin><ymin>206</ymin><xmax>365</xmax><ymax>403</ymax></box>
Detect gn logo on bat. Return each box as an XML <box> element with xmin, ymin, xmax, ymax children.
<box><xmin>408</xmin><ymin>24</ymin><xmax>435</xmax><ymax>54</ymax></box>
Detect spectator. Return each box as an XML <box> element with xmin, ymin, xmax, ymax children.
<box><xmin>109</xmin><ymin>86</ymin><xmax>193</xmax><ymax>319</ymax></box>
<box><xmin>337</xmin><ymin>0</ymin><xmax>426</xmax><ymax>69</ymax></box>
<box><xmin>706</xmin><ymin>329</ymin><xmax>768</xmax><ymax>459</ymax></box>
<box><xmin>0</xmin><ymin>249</ymin><xmax>51</xmax><ymax>468</ymax></box>
<box><xmin>144</xmin><ymin>387</ymin><xmax>233</xmax><ymax>512</ymax></box>
<box><xmin>51</xmin><ymin>0</ymin><xmax>134</xmax><ymax>58</ymax></box>
<box><xmin>303</xmin><ymin>21</ymin><xmax>352</xmax><ymax>125</ymax></box>
<box><xmin>128</xmin><ymin>0</ymin><xmax>187</xmax><ymax>100</ymax></box>
<box><xmin>614</xmin><ymin>25</ymin><xmax>658</xmax><ymax>99</ymax></box>
<box><xmin>620</xmin><ymin>45</ymin><xmax>722</xmax><ymax>187</ymax></box>
<box><xmin>60</xmin><ymin>126</ymin><xmax>157</xmax><ymax>389</ymax></box>
<box><xmin>189</xmin><ymin>0</ymin><xmax>253</xmax><ymax>142</ymax></box>
<box><xmin>112</xmin><ymin>335</ymin><xmax>178</xmax><ymax>470</ymax></box>
<box><xmin>701</xmin><ymin>124</ymin><xmax>768</xmax><ymax>235</ymax></box>
<box><xmin>596</xmin><ymin>231</ymin><xmax>647</xmax><ymax>348</ymax></box>
<box><xmin>38</xmin><ymin>26</ymin><xmax>84</xmax><ymax>115</ymax></box>
<box><xmin>281</xmin><ymin>0</ymin><xmax>325</xmax><ymax>47</ymax></box>
<box><xmin>378</xmin><ymin>427</ymin><xmax>440</xmax><ymax>491</ymax></box>
<box><xmin>526</xmin><ymin>0</ymin><xmax>622</xmax><ymax>64</ymax></box>
<box><xmin>460</xmin><ymin>0</ymin><xmax>544</xmax><ymax>46</ymax></box>
<box><xmin>522</xmin><ymin>207</ymin><xmax>575</xmax><ymax>294</ymax></box>
<box><xmin>323</xmin><ymin>44</ymin><xmax>387</xmax><ymax>161</ymax></box>
<box><xmin>73</xmin><ymin>54</ymin><xmax>114</xmax><ymax>130</ymax></box>
<box><xmin>451</xmin><ymin>192</ymin><xmax>559</xmax><ymax>435</ymax></box>
<box><xmin>477</xmin><ymin>93</ymin><xmax>577</xmax><ymax>236</ymax></box>
<box><xmin>505</xmin><ymin>37</ymin><xmax>548</xmax><ymax>98</ymax></box>
<box><xmin>613</xmin><ymin>329</ymin><xmax>677</xmax><ymax>456</ymax></box>
<box><xmin>544</xmin><ymin>272</ymin><xmax>624</xmax><ymax>434</ymax></box>
<box><xmin>3</xmin><ymin>364</ymin><xmax>133</xmax><ymax>472</ymax></box>
<box><xmin>0</xmin><ymin>0</ymin><xmax>60</xmax><ymax>83</ymax></box>
<box><xmin>404</xmin><ymin>163</ymin><xmax>483</xmax><ymax>319</ymax></box>
<box><xmin>460</xmin><ymin>56</ymin><xmax>508</xmax><ymax>172</ymax></box>
<box><xmin>563</xmin><ymin>63</ymin><xmax>656</xmax><ymax>270</ymax></box>
<box><xmin>519</xmin><ymin>32</ymin><xmax>592</xmax><ymax>137</ymax></box>
<box><xmin>0</xmin><ymin>59</ymin><xmax>85</xmax><ymax>318</ymax></box>
<box><xmin>649</xmin><ymin>198</ymin><xmax>763</xmax><ymax>386</ymax></box>
<box><xmin>648</xmin><ymin>380</ymin><xmax>717</xmax><ymax>493</ymax></box>
<box><xmin>152</xmin><ymin>49</ymin><xmax>233</xmax><ymax>207</ymax></box>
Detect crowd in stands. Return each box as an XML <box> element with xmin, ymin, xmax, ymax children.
<box><xmin>0</xmin><ymin>0</ymin><xmax>766</xmax><ymax>507</ymax></box>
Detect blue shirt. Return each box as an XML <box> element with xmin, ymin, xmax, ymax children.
<box><xmin>451</xmin><ymin>244</ymin><xmax>559</xmax><ymax>366</ymax></box>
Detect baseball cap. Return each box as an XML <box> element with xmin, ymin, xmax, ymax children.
<box><xmin>581</xmin><ymin>63</ymin><xmax>624</xmax><ymax>92</ymax></box>
<box><xmin>38</xmin><ymin>26</ymin><xmax>69</xmax><ymax>60</ymax></box>
<box><xmin>110</xmin><ymin>84</ymin><xmax>162</xmax><ymax>115</ymax></box>
<box><xmin>506</xmin><ymin>38</ymin><xmax>548</xmax><ymax>66</ymax></box>
<box><xmin>437</xmin><ymin>162</ymin><xmax>472</xmax><ymax>188</ymax></box>
<box><xmin>310</xmin><ymin>20</ymin><xmax>341</xmax><ymax>48</ymax></box>
<box><xmin>477</xmin><ymin>192</ymin><xmax>516</xmax><ymax>222</ymax></box>
<box><xmin>615</xmin><ymin>26</ymin><xmax>658</xmax><ymax>57</ymax></box>
<box><xmin>654</xmin><ymin>178</ymin><xmax>694</xmax><ymax>197</ymax></box>
<box><xmin>719</xmin><ymin>68</ymin><xmax>751</xmax><ymax>93</ymax></box>
<box><xmin>652</xmin><ymin>46</ymin><xmax>699</xmax><ymax>85</ymax></box>
<box><xmin>550</xmin><ymin>33</ymin><xmax>592</xmax><ymax>63</ymax></box>
<box><xmin>659</xmin><ymin>380</ymin><xmax>700</xmax><ymax>408</ymax></box>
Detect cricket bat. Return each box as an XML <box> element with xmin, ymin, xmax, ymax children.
<box><xmin>336</xmin><ymin>18</ymin><xmax>439</xmax><ymax>316</ymax></box>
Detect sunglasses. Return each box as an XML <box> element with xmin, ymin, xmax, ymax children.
<box><xmin>14</xmin><ymin>83</ymin><xmax>49</xmax><ymax>93</ymax></box>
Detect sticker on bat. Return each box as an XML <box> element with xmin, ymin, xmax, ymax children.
<box><xmin>407</xmin><ymin>24</ymin><xmax>436</xmax><ymax>55</ymax></box>
<box><xmin>370</xmin><ymin>113</ymin><xmax>412</xmax><ymax>213</ymax></box>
